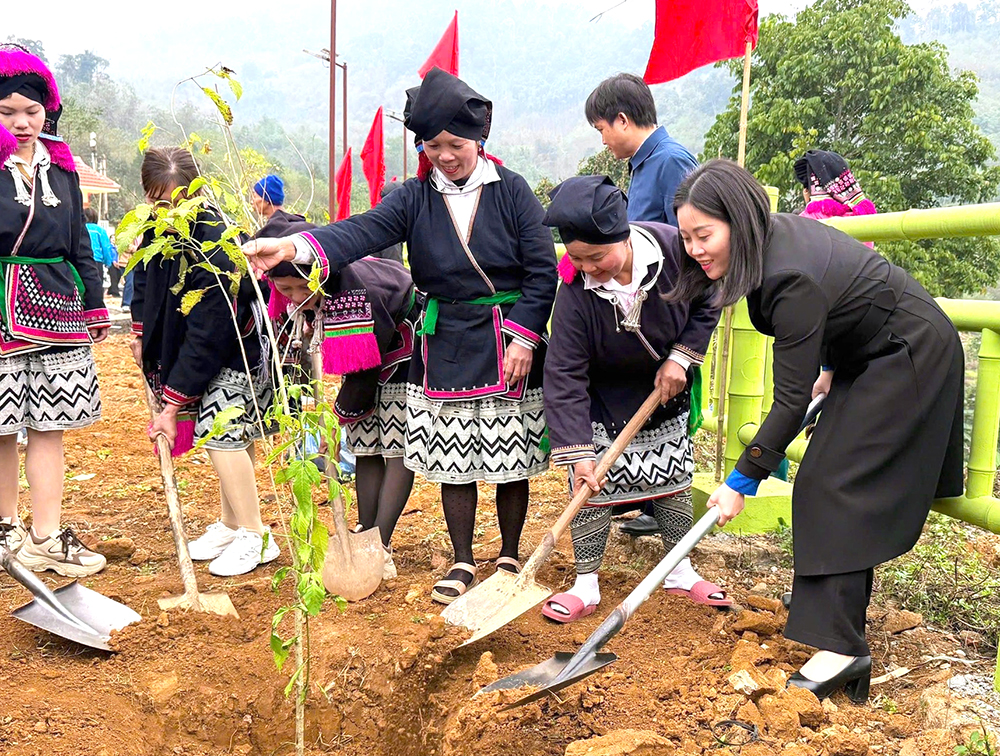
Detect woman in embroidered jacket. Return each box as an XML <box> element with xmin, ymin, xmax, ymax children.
<box><xmin>0</xmin><ymin>46</ymin><xmax>110</xmax><ymax>577</ymax></box>
<box><xmin>672</xmin><ymin>159</ymin><xmax>963</xmax><ymax>703</ymax></box>
<box><xmin>262</xmin><ymin>210</ymin><xmax>420</xmax><ymax>580</ymax></box>
<box><xmin>538</xmin><ymin>176</ymin><xmax>724</xmax><ymax>622</ymax></box>
<box><xmin>132</xmin><ymin>147</ymin><xmax>278</xmax><ymax>578</ymax></box>
<box><xmin>794</xmin><ymin>150</ymin><xmax>876</xmax><ymax>247</ymax></box>
<box><xmin>245</xmin><ymin>67</ymin><xmax>557</xmax><ymax>604</ymax></box>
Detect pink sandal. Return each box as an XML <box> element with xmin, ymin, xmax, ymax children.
<box><xmin>541</xmin><ymin>593</ymin><xmax>598</xmax><ymax>623</ymax></box>
<box><xmin>665</xmin><ymin>580</ymin><xmax>733</xmax><ymax>608</ymax></box>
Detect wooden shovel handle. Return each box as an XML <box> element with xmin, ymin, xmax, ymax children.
<box><xmin>549</xmin><ymin>388</ymin><xmax>663</xmax><ymax>541</ymax></box>
<box><xmin>520</xmin><ymin>389</ymin><xmax>663</xmax><ymax>581</ymax></box>
<box><xmin>144</xmin><ymin>385</ymin><xmax>203</xmax><ymax>610</ymax></box>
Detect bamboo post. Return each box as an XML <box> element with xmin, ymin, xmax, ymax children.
<box><xmin>967</xmin><ymin>329</ymin><xmax>1000</xmax><ymax>499</ymax></box>
<box><xmin>714</xmin><ymin>40</ymin><xmax>754</xmax><ymax>479</ymax></box>
<box><xmin>723</xmin><ymin>302</ymin><xmax>767</xmax><ymax>478</ymax></box>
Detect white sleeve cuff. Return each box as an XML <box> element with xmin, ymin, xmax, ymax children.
<box><xmin>511</xmin><ymin>335</ymin><xmax>536</xmax><ymax>351</ymax></box>
<box><xmin>667</xmin><ymin>350</ymin><xmax>692</xmax><ymax>371</ymax></box>
<box><xmin>291</xmin><ymin>234</ymin><xmax>315</xmax><ymax>265</ymax></box>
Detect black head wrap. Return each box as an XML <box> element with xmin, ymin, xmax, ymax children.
<box><xmin>0</xmin><ymin>73</ymin><xmax>49</xmax><ymax>107</ymax></box>
<box><xmin>542</xmin><ymin>175</ymin><xmax>630</xmax><ymax>246</ymax></box>
<box><xmin>404</xmin><ymin>67</ymin><xmax>492</xmax><ymax>143</ymax></box>
<box><xmin>793</xmin><ymin>150</ymin><xmax>849</xmax><ymax>190</ymax></box>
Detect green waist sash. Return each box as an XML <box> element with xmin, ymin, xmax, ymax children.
<box><xmin>416</xmin><ymin>289</ymin><xmax>522</xmax><ymax>337</ymax></box>
<box><xmin>0</xmin><ymin>255</ymin><xmax>85</xmax><ymax>326</ymax></box>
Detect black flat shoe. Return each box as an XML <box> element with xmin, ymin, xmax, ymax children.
<box><xmin>619</xmin><ymin>513</ymin><xmax>659</xmax><ymax>536</ymax></box>
<box><xmin>787</xmin><ymin>655</ymin><xmax>871</xmax><ymax>704</ymax></box>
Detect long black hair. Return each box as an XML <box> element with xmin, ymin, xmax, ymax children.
<box><xmin>668</xmin><ymin>159</ymin><xmax>771</xmax><ymax>307</ymax></box>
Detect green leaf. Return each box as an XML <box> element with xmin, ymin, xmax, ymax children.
<box><xmin>227</xmin><ymin>76</ymin><xmax>243</xmax><ymax>102</ymax></box>
<box><xmin>298</xmin><ymin>572</ymin><xmax>326</xmax><ymax>616</ymax></box>
<box><xmin>179</xmin><ymin>288</ymin><xmax>207</xmax><ymax>316</ymax></box>
<box><xmin>309</xmin><ymin>522</ymin><xmax>329</xmax><ymax>573</ymax></box>
<box><xmin>271</xmin><ymin>566</ymin><xmax>290</xmax><ymax>592</ymax></box>
<box><xmin>283</xmin><ymin>663</ymin><xmax>303</xmax><ymax>698</ymax></box>
<box><xmin>270</xmin><ymin>631</ymin><xmax>293</xmax><ymax>671</ymax></box>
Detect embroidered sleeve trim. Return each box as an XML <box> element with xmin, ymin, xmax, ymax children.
<box><xmin>82</xmin><ymin>308</ymin><xmax>111</xmax><ymax>328</ymax></box>
<box><xmin>162</xmin><ymin>385</ymin><xmax>200</xmax><ymax>407</ymax></box>
<box><xmin>501</xmin><ymin>320</ymin><xmax>541</xmax><ymax>345</ymax></box>
<box><xmin>671</xmin><ymin>343</ymin><xmax>705</xmax><ymax>365</ymax></box>
<box><xmin>298</xmin><ymin>232</ymin><xmax>330</xmax><ymax>284</ymax></box>
<box><xmin>551</xmin><ymin>444</ymin><xmax>597</xmax><ymax>466</ymax></box>
<box><xmin>131</xmin><ymin>321</ymin><xmax>143</xmax><ymax>336</ymax></box>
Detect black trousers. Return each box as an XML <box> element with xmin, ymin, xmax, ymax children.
<box><xmin>108</xmin><ymin>265</ymin><xmax>123</xmax><ymax>296</ymax></box>
<box><xmin>783</xmin><ymin>568</ymin><xmax>874</xmax><ymax>656</ymax></box>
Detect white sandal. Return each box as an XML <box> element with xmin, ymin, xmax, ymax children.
<box><xmin>495</xmin><ymin>556</ymin><xmax>522</xmax><ymax>575</ymax></box>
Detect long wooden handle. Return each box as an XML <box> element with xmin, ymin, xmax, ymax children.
<box><xmin>144</xmin><ymin>386</ymin><xmax>202</xmax><ymax>610</ymax></box>
<box><xmin>519</xmin><ymin>389</ymin><xmax>662</xmax><ymax>581</ymax></box>
<box><xmin>549</xmin><ymin>388</ymin><xmax>662</xmax><ymax>542</ymax></box>
<box><xmin>310</xmin><ymin>348</ymin><xmax>350</xmax><ymax>529</ymax></box>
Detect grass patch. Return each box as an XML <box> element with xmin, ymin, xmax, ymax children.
<box><xmin>876</xmin><ymin>512</ymin><xmax>1000</xmax><ymax>648</ymax></box>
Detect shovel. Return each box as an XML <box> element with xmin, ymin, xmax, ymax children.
<box><xmin>442</xmin><ymin>388</ymin><xmax>664</xmax><ymax>645</ymax></box>
<box><xmin>0</xmin><ymin>543</ymin><xmax>140</xmax><ymax>651</ymax></box>
<box><xmin>480</xmin><ymin>392</ymin><xmax>829</xmax><ymax>708</ymax></box>
<box><xmin>306</xmin><ymin>346</ymin><xmax>383</xmax><ymax>602</ymax></box>
<box><xmin>144</xmin><ymin>386</ymin><xmax>239</xmax><ymax>617</ymax></box>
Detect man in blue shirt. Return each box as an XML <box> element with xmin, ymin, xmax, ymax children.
<box><xmin>585</xmin><ymin>72</ymin><xmax>699</xmax><ymax>534</ymax></box>
<box><xmin>586</xmin><ymin>73</ymin><xmax>698</xmax><ymax>227</ymax></box>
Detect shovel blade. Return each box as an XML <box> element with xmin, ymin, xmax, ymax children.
<box><xmin>322</xmin><ymin>527</ymin><xmax>384</xmax><ymax>602</ymax></box>
<box><xmin>12</xmin><ymin>581</ymin><xmax>141</xmax><ymax>652</ymax></box>
<box><xmin>441</xmin><ymin>570</ymin><xmax>552</xmax><ymax>646</ymax></box>
<box><xmin>478</xmin><ymin>651</ymin><xmax>618</xmax><ymax>709</ymax></box>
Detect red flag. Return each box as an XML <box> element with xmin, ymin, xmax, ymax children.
<box><xmin>419</xmin><ymin>11</ymin><xmax>459</xmax><ymax>78</ymax></box>
<box><xmin>334</xmin><ymin>148</ymin><xmax>352</xmax><ymax>221</ymax></box>
<box><xmin>643</xmin><ymin>0</ymin><xmax>758</xmax><ymax>84</ymax></box>
<box><xmin>361</xmin><ymin>107</ymin><xmax>386</xmax><ymax>208</ymax></box>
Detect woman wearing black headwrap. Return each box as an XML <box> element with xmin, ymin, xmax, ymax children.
<box><xmin>539</xmin><ymin>176</ymin><xmax>723</xmax><ymax>622</ymax></box>
<box><xmin>0</xmin><ymin>46</ymin><xmax>109</xmax><ymax>577</ymax></box>
<box><xmin>245</xmin><ymin>68</ymin><xmax>557</xmax><ymax>604</ymax></box>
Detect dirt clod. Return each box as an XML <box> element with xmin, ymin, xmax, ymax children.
<box><xmin>883</xmin><ymin>609</ymin><xmax>922</xmax><ymax>634</ymax></box>
<box><xmin>816</xmin><ymin>724</ymin><xmax>870</xmax><ymax>756</ymax></box>
<box><xmin>94</xmin><ymin>537</ymin><xmax>136</xmax><ymax>559</ymax></box>
<box><xmin>563</xmin><ymin>729</ymin><xmax>673</xmax><ymax>756</ymax></box>
<box><xmin>732</xmin><ymin>610</ymin><xmax>782</xmax><ymax>636</ymax></box>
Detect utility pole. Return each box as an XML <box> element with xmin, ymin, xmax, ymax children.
<box><xmin>328</xmin><ymin>0</ymin><xmax>337</xmax><ymax>220</ymax></box>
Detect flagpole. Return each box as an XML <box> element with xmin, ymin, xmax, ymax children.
<box><xmin>328</xmin><ymin>0</ymin><xmax>337</xmax><ymax>220</ymax></box>
<box><xmin>714</xmin><ymin>39</ymin><xmax>753</xmax><ymax>482</ymax></box>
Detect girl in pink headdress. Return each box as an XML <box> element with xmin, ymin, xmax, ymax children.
<box><xmin>0</xmin><ymin>45</ymin><xmax>110</xmax><ymax>577</ymax></box>
<box><xmin>795</xmin><ymin>150</ymin><xmax>877</xmax><ymax>247</ymax></box>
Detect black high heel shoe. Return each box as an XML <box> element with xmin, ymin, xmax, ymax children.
<box><xmin>787</xmin><ymin>655</ymin><xmax>871</xmax><ymax>704</ymax></box>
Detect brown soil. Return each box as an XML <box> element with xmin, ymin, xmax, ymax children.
<box><xmin>1</xmin><ymin>332</ymin><xmax>997</xmax><ymax>756</ymax></box>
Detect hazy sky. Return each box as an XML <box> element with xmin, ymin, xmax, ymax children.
<box><xmin>9</xmin><ymin>0</ymin><xmax>951</xmax><ymax>76</ymax></box>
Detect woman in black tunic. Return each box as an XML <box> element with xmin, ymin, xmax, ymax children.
<box><xmin>0</xmin><ymin>46</ymin><xmax>109</xmax><ymax>577</ymax></box>
<box><xmin>669</xmin><ymin>159</ymin><xmax>964</xmax><ymax>702</ymax></box>
<box><xmin>539</xmin><ymin>176</ymin><xmax>725</xmax><ymax>622</ymax></box>
<box><xmin>244</xmin><ymin>68</ymin><xmax>557</xmax><ymax>604</ymax></box>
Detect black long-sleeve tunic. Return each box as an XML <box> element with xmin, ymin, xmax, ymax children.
<box><xmin>544</xmin><ymin>223</ymin><xmax>720</xmax><ymax>466</ymax></box>
<box><xmin>132</xmin><ymin>208</ymin><xmax>263</xmax><ymax>407</ymax></box>
<box><xmin>0</xmin><ymin>155</ymin><xmax>108</xmax><ymax>355</ymax></box>
<box><xmin>295</xmin><ymin>165</ymin><xmax>557</xmax><ymax>400</ymax></box>
<box><xmin>738</xmin><ymin>214</ymin><xmax>964</xmax><ymax>575</ymax></box>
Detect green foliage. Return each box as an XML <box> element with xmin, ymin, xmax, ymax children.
<box><xmin>4</xmin><ymin>36</ymin><xmax>47</xmax><ymax>62</ymax></box>
<box><xmin>703</xmin><ymin>0</ymin><xmax>1000</xmax><ymax>297</ymax></box>
<box><xmin>955</xmin><ymin>725</ymin><xmax>995</xmax><ymax>756</ymax></box>
<box><xmin>876</xmin><ymin>513</ymin><xmax>1000</xmax><ymax>648</ymax></box>
<box><xmin>56</xmin><ymin>51</ymin><xmax>109</xmax><ymax>86</ymax></box>
<box><xmin>575</xmin><ymin>148</ymin><xmax>630</xmax><ymax>193</ymax></box>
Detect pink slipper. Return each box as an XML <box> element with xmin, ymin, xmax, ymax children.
<box><xmin>541</xmin><ymin>593</ymin><xmax>598</xmax><ymax>623</ymax></box>
<box><xmin>665</xmin><ymin>580</ymin><xmax>733</xmax><ymax>608</ymax></box>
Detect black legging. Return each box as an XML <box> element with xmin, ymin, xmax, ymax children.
<box><xmin>354</xmin><ymin>456</ymin><xmax>414</xmax><ymax>548</ymax></box>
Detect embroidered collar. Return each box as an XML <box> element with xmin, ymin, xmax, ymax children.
<box><xmin>430</xmin><ymin>156</ymin><xmax>500</xmax><ymax>196</ymax></box>
<box><xmin>586</xmin><ymin>226</ymin><xmax>663</xmax><ymax>334</ymax></box>
<box><xmin>4</xmin><ymin>140</ymin><xmax>59</xmax><ymax>208</ymax></box>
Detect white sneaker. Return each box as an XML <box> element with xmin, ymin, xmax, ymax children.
<box><xmin>208</xmin><ymin>527</ymin><xmax>280</xmax><ymax>577</ymax></box>
<box><xmin>188</xmin><ymin>521</ymin><xmax>239</xmax><ymax>561</ymax></box>
<box><xmin>0</xmin><ymin>516</ymin><xmax>28</xmax><ymax>552</ymax></box>
<box><xmin>383</xmin><ymin>546</ymin><xmax>397</xmax><ymax>581</ymax></box>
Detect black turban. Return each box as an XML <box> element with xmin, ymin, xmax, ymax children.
<box><xmin>0</xmin><ymin>73</ymin><xmax>49</xmax><ymax>107</ymax></box>
<box><xmin>404</xmin><ymin>67</ymin><xmax>492</xmax><ymax>143</ymax></box>
<box><xmin>542</xmin><ymin>175</ymin><xmax>630</xmax><ymax>246</ymax></box>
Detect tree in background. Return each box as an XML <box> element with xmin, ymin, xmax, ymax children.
<box><xmin>575</xmin><ymin>148</ymin><xmax>629</xmax><ymax>193</ymax></box>
<box><xmin>704</xmin><ymin>0</ymin><xmax>1000</xmax><ymax>298</ymax></box>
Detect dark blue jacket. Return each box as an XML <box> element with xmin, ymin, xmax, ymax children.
<box><xmin>627</xmin><ymin>126</ymin><xmax>698</xmax><ymax>226</ymax></box>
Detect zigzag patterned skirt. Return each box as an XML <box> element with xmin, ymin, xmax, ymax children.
<box><xmin>570</xmin><ymin>412</ymin><xmax>693</xmax><ymax>506</ymax></box>
<box><xmin>403</xmin><ymin>384</ymin><xmax>550</xmax><ymax>485</ymax></box>
<box><xmin>193</xmin><ymin>367</ymin><xmax>274</xmax><ymax>451</ymax></box>
<box><xmin>343</xmin><ymin>381</ymin><xmax>407</xmax><ymax>458</ymax></box>
<box><xmin>0</xmin><ymin>346</ymin><xmax>101</xmax><ymax>433</ymax></box>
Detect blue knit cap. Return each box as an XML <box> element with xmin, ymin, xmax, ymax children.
<box><xmin>253</xmin><ymin>174</ymin><xmax>284</xmax><ymax>206</ymax></box>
